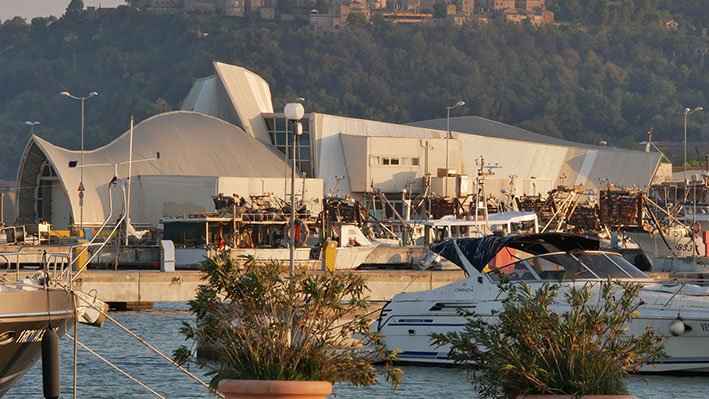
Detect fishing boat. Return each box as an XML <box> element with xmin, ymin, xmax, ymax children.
<box><xmin>161</xmin><ymin>195</ymin><xmax>378</xmax><ymax>269</ymax></box>
<box><xmin>375</xmin><ymin>232</ymin><xmax>709</xmax><ymax>372</ymax></box>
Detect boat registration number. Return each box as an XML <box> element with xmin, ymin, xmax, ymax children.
<box><xmin>675</xmin><ymin>243</ymin><xmax>699</xmax><ymax>252</ymax></box>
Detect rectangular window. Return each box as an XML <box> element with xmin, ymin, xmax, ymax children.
<box><xmin>390</xmin><ymin>157</ymin><xmax>400</xmax><ymax>165</ymax></box>
<box><xmin>411</xmin><ymin>157</ymin><xmax>420</xmax><ymax>166</ymax></box>
<box><xmin>275</xmin><ymin>134</ymin><xmax>286</xmax><ymax>146</ymax></box>
<box><xmin>275</xmin><ymin>118</ymin><xmax>286</xmax><ymax>131</ymax></box>
<box><xmin>383</xmin><ymin>157</ymin><xmax>390</xmax><ymax>165</ymax></box>
<box><xmin>370</xmin><ymin>156</ymin><xmax>380</xmax><ymax>166</ymax></box>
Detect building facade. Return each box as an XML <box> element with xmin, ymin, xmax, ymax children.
<box><xmin>16</xmin><ymin>62</ymin><xmax>663</xmax><ymax>229</ymax></box>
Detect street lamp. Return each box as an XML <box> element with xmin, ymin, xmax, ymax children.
<box><xmin>684</xmin><ymin>106</ymin><xmax>704</xmax><ymax>183</ymax></box>
<box><xmin>60</xmin><ymin>90</ymin><xmax>98</xmax><ymax>232</ymax></box>
<box><xmin>284</xmin><ymin>101</ymin><xmax>305</xmax><ymax>275</ymax></box>
<box><xmin>24</xmin><ymin>121</ymin><xmax>40</xmax><ymax>135</ymax></box>
<box><xmin>445</xmin><ymin>101</ymin><xmax>465</xmax><ymax>172</ymax></box>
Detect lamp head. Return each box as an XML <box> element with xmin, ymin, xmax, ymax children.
<box><xmin>88</xmin><ymin>91</ymin><xmax>98</xmax><ymax>98</ymax></box>
<box><xmin>60</xmin><ymin>91</ymin><xmax>71</xmax><ymax>97</ymax></box>
<box><xmin>686</xmin><ymin>106</ymin><xmax>704</xmax><ymax>115</ymax></box>
<box><xmin>447</xmin><ymin>101</ymin><xmax>466</xmax><ymax>110</ymax></box>
<box><xmin>25</xmin><ymin>121</ymin><xmax>39</xmax><ymax>126</ymax></box>
<box><xmin>284</xmin><ymin>102</ymin><xmax>305</xmax><ymax>120</ymax></box>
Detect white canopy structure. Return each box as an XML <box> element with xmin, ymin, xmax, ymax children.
<box><xmin>16</xmin><ymin>111</ymin><xmax>295</xmax><ymax>229</ymax></box>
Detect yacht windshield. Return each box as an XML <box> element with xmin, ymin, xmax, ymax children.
<box><xmin>485</xmin><ymin>249</ymin><xmax>650</xmax><ymax>282</ymax></box>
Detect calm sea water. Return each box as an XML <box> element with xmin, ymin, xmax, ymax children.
<box><xmin>6</xmin><ymin>302</ymin><xmax>709</xmax><ymax>398</ymax></box>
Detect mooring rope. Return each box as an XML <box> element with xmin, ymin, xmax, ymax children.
<box><xmin>65</xmin><ymin>333</ymin><xmax>165</xmax><ymax>399</ymax></box>
<box><xmin>73</xmin><ymin>292</ymin><xmax>224</xmax><ymax>398</ymax></box>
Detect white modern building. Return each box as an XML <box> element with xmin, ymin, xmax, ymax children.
<box><xmin>15</xmin><ymin>62</ymin><xmax>667</xmax><ymax>230</ymax></box>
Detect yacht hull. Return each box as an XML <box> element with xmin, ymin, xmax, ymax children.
<box><xmin>377</xmin><ymin>298</ymin><xmax>709</xmax><ymax>373</ymax></box>
<box><xmin>0</xmin><ymin>289</ymin><xmax>74</xmax><ymax>397</ymax></box>
<box><xmin>375</xmin><ymin>233</ymin><xmax>709</xmax><ymax>373</ymax></box>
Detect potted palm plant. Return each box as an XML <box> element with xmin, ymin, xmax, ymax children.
<box><xmin>431</xmin><ymin>278</ymin><xmax>666</xmax><ymax>399</ymax></box>
<box><xmin>174</xmin><ymin>253</ymin><xmax>402</xmax><ymax>398</ymax></box>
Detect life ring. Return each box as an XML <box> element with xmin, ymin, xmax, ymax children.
<box><xmin>284</xmin><ymin>219</ymin><xmax>309</xmax><ymax>247</ymax></box>
<box><xmin>690</xmin><ymin>222</ymin><xmax>701</xmax><ymax>236</ymax></box>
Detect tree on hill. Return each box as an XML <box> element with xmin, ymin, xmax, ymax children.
<box><xmin>0</xmin><ymin>11</ymin><xmax>706</xmax><ymax>179</ymax></box>
<box><xmin>66</xmin><ymin>0</ymin><xmax>85</xmax><ymax>14</ymax></box>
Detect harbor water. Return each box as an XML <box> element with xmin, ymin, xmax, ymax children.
<box><xmin>6</xmin><ymin>302</ymin><xmax>709</xmax><ymax>398</ymax></box>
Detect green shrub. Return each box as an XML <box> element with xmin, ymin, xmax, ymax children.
<box><xmin>174</xmin><ymin>253</ymin><xmax>402</xmax><ymax>388</ymax></box>
<box><xmin>431</xmin><ymin>279</ymin><xmax>666</xmax><ymax>398</ymax></box>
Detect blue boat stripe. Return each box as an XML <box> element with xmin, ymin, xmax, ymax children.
<box><xmin>398</xmin><ymin>351</ymin><xmax>450</xmax><ymax>360</ymax></box>
<box><xmin>657</xmin><ymin>360</ymin><xmax>709</xmax><ymax>364</ymax></box>
<box><xmin>398</xmin><ymin>351</ymin><xmax>438</xmax><ymax>357</ymax></box>
<box><xmin>389</xmin><ymin>323</ymin><xmax>467</xmax><ymax>327</ymax></box>
<box><xmin>395</xmin><ymin>353</ymin><xmax>709</xmax><ymax>365</ymax></box>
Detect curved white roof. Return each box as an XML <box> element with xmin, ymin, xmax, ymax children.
<box><xmin>17</xmin><ymin>111</ymin><xmax>290</xmax><ymax>226</ymax></box>
<box><xmin>181</xmin><ymin>62</ymin><xmax>274</xmax><ymax>143</ymax></box>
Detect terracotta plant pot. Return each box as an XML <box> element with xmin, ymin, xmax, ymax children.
<box><xmin>518</xmin><ymin>395</ymin><xmax>637</xmax><ymax>398</ymax></box>
<box><xmin>218</xmin><ymin>379</ymin><xmax>333</xmax><ymax>399</ymax></box>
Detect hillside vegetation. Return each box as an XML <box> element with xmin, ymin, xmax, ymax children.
<box><xmin>0</xmin><ymin>5</ymin><xmax>707</xmax><ymax>179</ymax></box>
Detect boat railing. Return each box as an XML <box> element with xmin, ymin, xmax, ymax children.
<box><xmin>69</xmin><ymin>214</ymin><xmax>126</xmax><ymax>282</ymax></box>
<box><xmin>484</xmin><ymin>250</ymin><xmax>652</xmax><ymax>283</ymax></box>
<box><xmin>0</xmin><ymin>249</ymin><xmax>73</xmax><ymax>288</ymax></box>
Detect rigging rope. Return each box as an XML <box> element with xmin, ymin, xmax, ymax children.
<box><xmin>73</xmin><ymin>292</ymin><xmax>224</xmax><ymax>398</ymax></box>
<box><xmin>65</xmin><ymin>333</ymin><xmax>165</xmax><ymax>399</ymax></box>
<box><xmin>73</xmin><ymin>294</ymin><xmax>78</xmax><ymax>399</ymax></box>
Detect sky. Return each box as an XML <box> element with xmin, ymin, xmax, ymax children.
<box><xmin>1</xmin><ymin>0</ymin><xmax>127</xmax><ymax>22</ymax></box>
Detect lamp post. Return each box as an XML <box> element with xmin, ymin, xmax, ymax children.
<box><xmin>684</xmin><ymin>106</ymin><xmax>704</xmax><ymax>183</ymax></box>
<box><xmin>60</xmin><ymin>90</ymin><xmax>98</xmax><ymax>232</ymax></box>
<box><xmin>445</xmin><ymin>101</ymin><xmax>465</xmax><ymax>172</ymax></box>
<box><xmin>24</xmin><ymin>121</ymin><xmax>40</xmax><ymax>135</ymax></box>
<box><xmin>284</xmin><ymin>101</ymin><xmax>305</xmax><ymax>275</ymax></box>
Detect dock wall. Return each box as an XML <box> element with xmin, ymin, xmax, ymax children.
<box><xmin>21</xmin><ymin>270</ymin><xmax>466</xmax><ymax>306</ymax></box>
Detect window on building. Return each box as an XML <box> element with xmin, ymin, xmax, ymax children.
<box><xmin>264</xmin><ymin>115</ymin><xmax>313</xmax><ymax>177</ymax></box>
<box><xmin>369</xmin><ymin>156</ymin><xmax>420</xmax><ymax>167</ymax></box>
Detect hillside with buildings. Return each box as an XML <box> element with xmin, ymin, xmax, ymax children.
<box><xmin>128</xmin><ymin>0</ymin><xmax>553</xmax><ymax>28</ymax></box>
<box><xmin>125</xmin><ymin>0</ymin><xmax>705</xmax><ymax>29</ymax></box>
<box><xmin>0</xmin><ymin>1</ymin><xmax>706</xmax><ymax>181</ymax></box>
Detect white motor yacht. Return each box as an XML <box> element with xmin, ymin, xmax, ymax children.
<box><xmin>375</xmin><ymin>232</ymin><xmax>709</xmax><ymax>372</ymax></box>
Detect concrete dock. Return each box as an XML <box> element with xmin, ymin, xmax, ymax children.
<box><xmin>13</xmin><ymin>267</ymin><xmax>705</xmax><ymax>310</ymax></box>
<box><xmin>17</xmin><ymin>269</ymin><xmax>466</xmax><ymax>309</ymax></box>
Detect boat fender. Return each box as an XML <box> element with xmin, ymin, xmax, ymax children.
<box><xmin>42</xmin><ymin>329</ymin><xmax>61</xmax><ymax>399</ymax></box>
<box><xmin>669</xmin><ymin>318</ymin><xmax>685</xmax><ymax>336</ymax></box>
